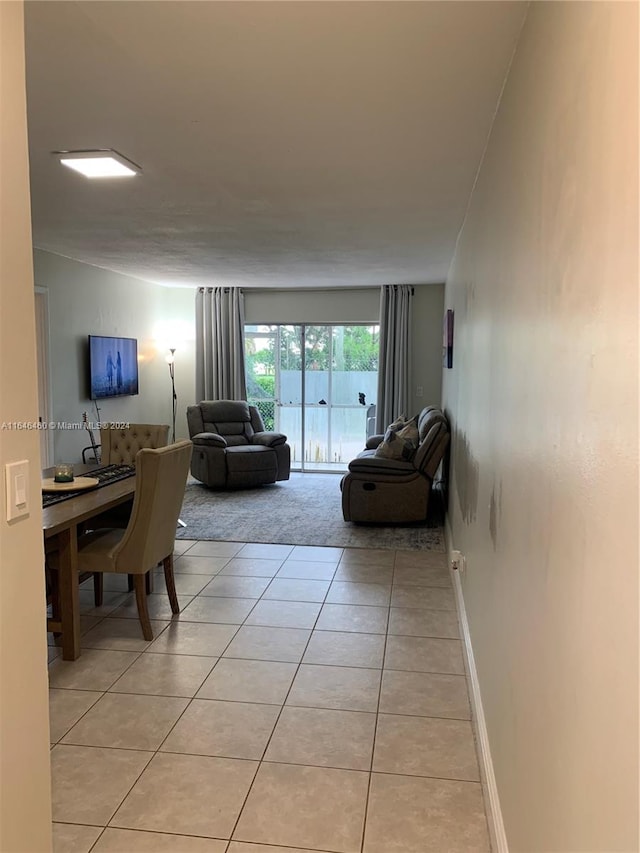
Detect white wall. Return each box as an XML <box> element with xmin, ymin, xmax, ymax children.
<box><xmin>443</xmin><ymin>3</ymin><xmax>638</xmax><ymax>851</ymax></box>
<box><xmin>33</xmin><ymin>251</ymin><xmax>195</xmax><ymax>462</ymax></box>
<box><xmin>0</xmin><ymin>3</ymin><xmax>53</xmax><ymax>850</ymax></box>
<box><xmin>157</xmin><ymin>285</ymin><xmax>196</xmax><ymax>440</ymax></box>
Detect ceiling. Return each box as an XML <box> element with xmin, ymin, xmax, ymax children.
<box><xmin>24</xmin><ymin>1</ymin><xmax>527</xmax><ymax>289</ymax></box>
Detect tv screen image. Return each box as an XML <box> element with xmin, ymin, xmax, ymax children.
<box><xmin>89</xmin><ymin>335</ymin><xmax>139</xmax><ymax>399</ymax></box>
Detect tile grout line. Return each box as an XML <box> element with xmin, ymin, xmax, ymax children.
<box><xmin>54</xmin><ymin>549</ymin><xmax>247</xmax><ymax>844</ymax></box>
<box><xmin>219</xmin><ymin>544</ymin><xmax>345</xmax><ymax>850</ymax></box>
<box><xmin>357</xmin><ymin>548</ymin><xmax>396</xmax><ymax>853</ymax></box>
<box><xmin>56</xmin><ymin>688</ymin><xmax>468</xmax><ymax>720</ymax></box>
<box><xmin>223</xmin><ymin>551</ymin><xmax>342</xmax><ymax>845</ymax></box>
<box><xmin>49</xmin><ymin>690</ymin><xmax>105</xmax><ymax>746</ymax></box>
<box><xmin>70</xmin><ymin>546</ymin><xmax>259</xmax><ymax>846</ymax></box>
<box><xmin>148</xmin><ymin>598</ymin><xmax>258</xmax><ymax>756</ymax></box>
<box><xmin>85</xmin><ymin>824</ymin><xmax>108</xmax><ymax>852</ymax></box>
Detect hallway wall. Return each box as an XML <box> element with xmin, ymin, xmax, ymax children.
<box><xmin>0</xmin><ymin>3</ymin><xmax>53</xmax><ymax>850</ymax></box>
<box><xmin>443</xmin><ymin>3</ymin><xmax>638</xmax><ymax>851</ymax></box>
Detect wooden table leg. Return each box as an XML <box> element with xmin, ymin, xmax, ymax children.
<box><xmin>57</xmin><ymin>526</ymin><xmax>81</xmax><ymax>660</ymax></box>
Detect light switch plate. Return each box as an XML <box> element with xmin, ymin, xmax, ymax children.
<box><xmin>5</xmin><ymin>460</ymin><xmax>29</xmax><ymax>521</ymax></box>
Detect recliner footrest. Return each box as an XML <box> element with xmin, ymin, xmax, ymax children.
<box><xmin>225</xmin><ymin>445</ymin><xmax>277</xmax><ymax>486</ymax></box>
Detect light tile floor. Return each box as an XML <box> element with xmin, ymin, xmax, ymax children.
<box><xmin>49</xmin><ymin>540</ymin><xmax>490</xmax><ymax>853</ymax></box>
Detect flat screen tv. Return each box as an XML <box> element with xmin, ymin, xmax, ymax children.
<box><xmin>88</xmin><ymin>335</ymin><xmax>139</xmax><ymax>400</ymax></box>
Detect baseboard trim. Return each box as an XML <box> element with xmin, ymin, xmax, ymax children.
<box><xmin>445</xmin><ymin>518</ymin><xmax>508</xmax><ymax>853</ymax></box>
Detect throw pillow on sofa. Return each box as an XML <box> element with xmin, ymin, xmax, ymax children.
<box><xmin>374</xmin><ymin>415</ymin><xmax>419</xmax><ymax>461</ymax></box>
<box><xmin>387</xmin><ymin>414</ymin><xmax>407</xmax><ymax>431</ymax></box>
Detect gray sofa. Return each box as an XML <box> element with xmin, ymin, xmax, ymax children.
<box><xmin>341</xmin><ymin>406</ymin><xmax>449</xmax><ymax>523</ymax></box>
<box><xmin>187</xmin><ymin>400</ymin><xmax>291</xmax><ymax>488</ymax></box>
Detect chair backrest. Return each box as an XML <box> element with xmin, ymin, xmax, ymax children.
<box><xmin>113</xmin><ymin>440</ymin><xmax>192</xmax><ymax>574</ymax></box>
<box><xmin>414</xmin><ymin>408</ymin><xmax>450</xmax><ymax>477</ymax></box>
<box><xmin>188</xmin><ymin>400</ymin><xmax>264</xmax><ymax>446</ymax></box>
<box><xmin>100</xmin><ymin>423</ymin><xmax>169</xmax><ymax>465</ymax></box>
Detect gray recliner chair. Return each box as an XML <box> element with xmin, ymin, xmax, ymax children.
<box><xmin>187</xmin><ymin>400</ymin><xmax>291</xmax><ymax>489</ymax></box>
<box><xmin>341</xmin><ymin>406</ymin><xmax>449</xmax><ymax>523</ymax></box>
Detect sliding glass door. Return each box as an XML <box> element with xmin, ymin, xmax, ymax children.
<box><xmin>245</xmin><ymin>324</ymin><xmax>379</xmax><ymax>472</ymax></box>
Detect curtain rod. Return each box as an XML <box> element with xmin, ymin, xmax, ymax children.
<box><xmin>243</xmin><ymin>285</ymin><xmax>417</xmax><ymax>295</ymax></box>
<box><xmin>198</xmin><ymin>285</ymin><xmax>420</xmax><ymax>295</ymax></box>
<box><xmin>243</xmin><ymin>286</ymin><xmax>379</xmax><ymax>295</ymax></box>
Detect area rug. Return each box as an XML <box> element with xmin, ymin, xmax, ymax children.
<box><xmin>177</xmin><ymin>473</ymin><xmax>445</xmax><ymax>551</ymax></box>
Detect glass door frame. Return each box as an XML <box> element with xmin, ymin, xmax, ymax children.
<box><xmin>246</xmin><ymin>322</ymin><xmax>379</xmax><ymax>474</ymax></box>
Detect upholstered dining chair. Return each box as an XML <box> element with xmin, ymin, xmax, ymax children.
<box><xmin>90</xmin><ymin>422</ymin><xmax>170</xmax><ymax>533</ymax></box>
<box><xmin>85</xmin><ymin>423</ymin><xmax>172</xmax><ymax>603</ymax></box>
<box><xmin>66</xmin><ymin>440</ymin><xmax>192</xmax><ymax>640</ymax></box>
<box><xmin>99</xmin><ymin>423</ymin><xmax>170</xmax><ymax>465</ymax></box>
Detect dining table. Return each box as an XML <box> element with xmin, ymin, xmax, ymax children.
<box><xmin>42</xmin><ymin>463</ymin><xmax>136</xmax><ymax>661</ymax></box>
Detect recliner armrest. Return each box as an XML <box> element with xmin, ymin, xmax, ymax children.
<box><xmin>348</xmin><ymin>456</ymin><xmax>416</xmax><ymax>476</ymax></box>
<box><xmin>365</xmin><ymin>434</ymin><xmax>385</xmax><ymax>450</ymax></box>
<box><xmin>252</xmin><ymin>431</ymin><xmax>287</xmax><ymax>447</ymax></box>
<box><xmin>191</xmin><ymin>432</ymin><xmax>227</xmax><ymax>448</ymax></box>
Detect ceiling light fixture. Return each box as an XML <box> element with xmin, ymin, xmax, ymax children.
<box><xmin>54</xmin><ymin>149</ymin><xmax>141</xmax><ymax>178</ymax></box>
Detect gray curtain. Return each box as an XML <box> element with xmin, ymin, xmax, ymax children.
<box><xmin>195</xmin><ymin>287</ymin><xmax>247</xmax><ymax>401</ymax></box>
<box><xmin>376</xmin><ymin>284</ymin><xmax>413</xmax><ymax>431</ymax></box>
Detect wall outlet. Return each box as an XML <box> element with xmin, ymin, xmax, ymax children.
<box><xmin>451</xmin><ymin>550</ymin><xmax>465</xmax><ymax>573</ymax></box>
<box><xmin>416</xmin><ymin>385</ymin><xmax>423</xmax><ymax>397</ymax></box>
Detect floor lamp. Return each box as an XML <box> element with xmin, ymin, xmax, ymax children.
<box><xmin>166</xmin><ymin>348</ymin><xmax>186</xmax><ymax>528</ymax></box>
<box><xmin>166</xmin><ymin>348</ymin><xmax>177</xmax><ymax>443</ymax></box>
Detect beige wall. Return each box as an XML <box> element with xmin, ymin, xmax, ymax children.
<box><xmin>410</xmin><ymin>283</ymin><xmax>444</xmax><ymax>413</ymax></box>
<box><xmin>443</xmin><ymin>3</ymin><xmax>638</xmax><ymax>851</ymax></box>
<box><xmin>33</xmin><ymin>251</ymin><xmax>196</xmax><ymax>461</ymax></box>
<box><xmin>245</xmin><ymin>286</ymin><xmax>380</xmax><ymax>326</ymax></box>
<box><xmin>0</xmin><ymin>3</ymin><xmax>53</xmax><ymax>851</ymax></box>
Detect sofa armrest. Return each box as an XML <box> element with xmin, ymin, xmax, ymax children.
<box><xmin>191</xmin><ymin>432</ymin><xmax>227</xmax><ymax>448</ymax></box>
<box><xmin>348</xmin><ymin>456</ymin><xmax>416</xmax><ymax>476</ymax></box>
<box><xmin>252</xmin><ymin>431</ymin><xmax>287</xmax><ymax>448</ymax></box>
<box><xmin>365</xmin><ymin>434</ymin><xmax>385</xmax><ymax>450</ymax></box>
